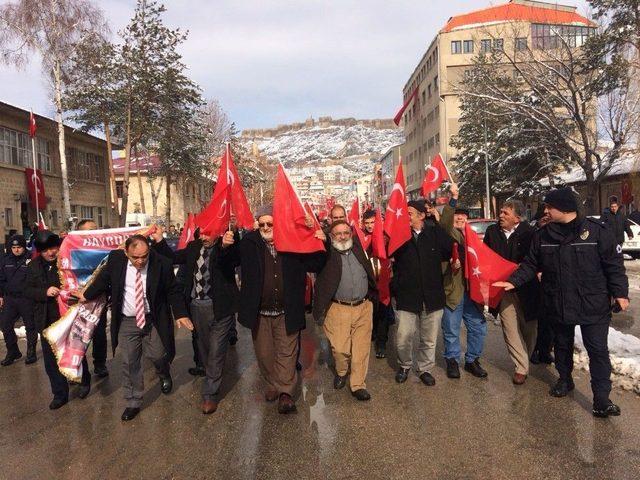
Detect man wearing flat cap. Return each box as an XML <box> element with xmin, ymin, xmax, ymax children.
<box><xmin>391</xmin><ymin>199</ymin><xmax>454</xmax><ymax>386</ymax></box>
<box><xmin>495</xmin><ymin>188</ymin><xmax>629</xmax><ymax>418</ymax></box>
<box><xmin>222</xmin><ymin>205</ymin><xmax>325</xmax><ymax>414</ymax></box>
<box><xmin>0</xmin><ymin>234</ymin><xmax>38</xmax><ymax>366</ymax></box>
<box><xmin>26</xmin><ymin>231</ymin><xmax>91</xmax><ymax>409</ymax></box>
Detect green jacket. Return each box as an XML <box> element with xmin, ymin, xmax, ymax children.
<box><xmin>440</xmin><ymin>205</ymin><xmax>465</xmax><ymax>310</ymax></box>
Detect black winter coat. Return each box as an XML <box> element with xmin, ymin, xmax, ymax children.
<box><xmin>153</xmin><ymin>237</ymin><xmax>239</xmax><ymax>319</ymax></box>
<box><xmin>82</xmin><ymin>249</ymin><xmax>188</xmax><ymax>361</ymax></box>
<box><xmin>0</xmin><ymin>251</ymin><xmax>29</xmax><ymax>297</ymax></box>
<box><xmin>313</xmin><ymin>242</ymin><xmax>378</xmax><ymax>325</ymax></box>
<box><xmin>225</xmin><ymin>230</ymin><xmax>325</xmax><ymax>335</ymax></box>
<box><xmin>509</xmin><ymin>216</ymin><xmax>628</xmax><ymax>326</ymax></box>
<box><xmin>390</xmin><ymin>223</ymin><xmax>454</xmax><ymax>314</ymax></box>
<box><xmin>25</xmin><ymin>256</ymin><xmax>61</xmax><ymax>332</ymax></box>
<box><xmin>483</xmin><ymin>221</ymin><xmax>540</xmax><ymax>321</ymax></box>
<box><xmin>601</xmin><ymin>209</ymin><xmax>633</xmax><ymax>246</ymax></box>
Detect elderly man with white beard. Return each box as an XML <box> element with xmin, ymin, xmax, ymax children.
<box><xmin>222</xmin><ymin>205</ymin><xmax>326</xmax><ymax>414</ymax></box>
<box><xmin>313</xmin><ymin>220</ymin><xmax>378</xmax><ymax>401</ymax></box>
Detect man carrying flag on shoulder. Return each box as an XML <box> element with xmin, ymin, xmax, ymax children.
<box><xmin>438</xmin><ymin>184</ymin><xmax>489</xmax><ymax>380</ymax></box>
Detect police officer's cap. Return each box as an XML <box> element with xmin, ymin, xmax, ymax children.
<box><xmin>9</xmin><ymin>234</ymin><xmax>26</xmax><ymax>249</ymax></box>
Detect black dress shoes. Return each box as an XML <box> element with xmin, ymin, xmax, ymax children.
<box><xmin>94</xmin><ymin>364</ymin><xmax>109</xmax><ymax>378</ymax></box>
<box><xmin>531</xmin><ymin>350</ymin><xmax>554</xmax><ymax>365</ymax></box>
<box><xmin>375</xmin><ymin>344</ymin><xmax>386</xmax><ymax>359</ymax></box>
<box><xmin>351</xmin><ymin>389</ymin><xmax>371</xmax><ymax>401</ymax></box>
<box><xmin>550</xmin><ymin>378</ymin><xmax>575</xmax><ymax>397</ymax></box>
<box><xmin>121</xmin><ymin>407</ymin><xmax>140</xmax><ymax>421</ymax></box>
<box><xmin>188</xmin><ymin>366</ymin><xmax>206</xmax><ymax>377</ymax></box>
<box><xmin>277</xmin><ymin>393</ymin><xmax>297</xmax><ymax>414</ymax></box>
<box><xmin>464</xmin><ymin>359</ymin><xmax>488</xmax><ymax>378</ymax></box>
<box><xmin>333</xmin><ymin>374</ymin><xmax>347</xmax><ymax>389</ymax></box>
<box><xmin>395</xmin><ymin>368</ymin><xmax>409</xmax><ymax>384</ymax></box>
<box><xmin>419</xmin><ymin>372</ymin><xmax>436</xmax><ymax>386</ymax></box>
<box><xmin>49</xmin><ymin>397</ymin><xmax>68</xmax><ymax>410</ymax></box>
<box><xmin>160</xmin><ymin>375</ymin><xmax>173</xmax><ymax>394</ymax></box>
<box><xmin>445</xmin><ymin>358</ymin><xmax>461</xmax><ymax>379</ymax></box>
<box><xmin>25</xmin><ymin>345</ymin><xmax>38</xmax><ymax>364</ymax></box>
<box><xmin>77</xmin><ymin>384</ymin><xmax>91</xmax><ymax>399</ymax></box>
<box><xmin>1</xmin><ymin>350</ymin><xmax>22</xmax><ymax>366</ymax></box>
<box><xmin>593</xmin><ymin>402</ymin><xmax>621</xmax><ymax>418</ymax></box>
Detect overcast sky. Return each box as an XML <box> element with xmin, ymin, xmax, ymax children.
<box><xmin>0</xmin><ymin>0</ymin><xmax>588</xmax><ymax>130</ymax></box>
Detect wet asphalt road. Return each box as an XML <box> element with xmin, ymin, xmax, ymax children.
<box><xmin>1</xmin><ymin>317</ymin><xmax>639</xmax><ymax>480</ymax></box>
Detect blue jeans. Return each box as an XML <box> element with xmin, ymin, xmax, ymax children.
<box><xmin>441</xmin><ymin>291</ymin><xmax>487</xmax><ymax>363</ymax></box>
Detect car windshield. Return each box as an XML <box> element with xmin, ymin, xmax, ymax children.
<box><xmin>469</xmin><ymin>221</ymin><xmax>492</xmax><ymax>234</ymax></box>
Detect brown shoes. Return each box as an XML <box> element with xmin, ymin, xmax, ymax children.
<box><xmin>277</xmin><ymin>393</ymin><xmax>297</xmax><ymax>414</ymax></box>
<box><xmin>202</xmin><ymin>400</ymin><xmax>218</xmax><ymax>414</ymax></box>
<box><xmin>513</xmin><ymin>373</ymin><xmax>527</xmax><ymax>385</ymax></box>
<box><xmin>265</xmin><ymin>389</ymin><xmax>278</xmax><ymax>402</ymax></box>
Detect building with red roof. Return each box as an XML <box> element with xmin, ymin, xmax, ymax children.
<box><xmin>398</xmin><ymin>0</ymin><xmax>596</xmax><ymax>197</ymax></box>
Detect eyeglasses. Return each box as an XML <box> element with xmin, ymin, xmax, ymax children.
<box><xmin>258</xmin><ymin>222</ymin><xmax>273</xmax><ymax>228</ymax></box>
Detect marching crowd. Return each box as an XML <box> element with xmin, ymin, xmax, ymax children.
<box><xmin>0</xmin><ymin>185</ymin><xmax>630</xmax><ymax>421</ymax></box>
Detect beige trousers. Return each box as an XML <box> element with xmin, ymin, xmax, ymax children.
<box><xmin>323</xmin><ymin>300</ymin><xmax>373</xmax><ymax>391</ymax></box>
<box><xmin>499</xmin><ymin>291</ymin><xmax>538</xmax><ymax>375</ymax></box>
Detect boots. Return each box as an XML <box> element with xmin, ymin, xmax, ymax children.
<box><xmin>1</xmin><ymin>346</ymin><xmax>22</xmax><ymax>366</ymax></box>
<box><xmin>25</xmin><ymin>341</ymin><xmax>38</xmax><ymax>364</ymax></box>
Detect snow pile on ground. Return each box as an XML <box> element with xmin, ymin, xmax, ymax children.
<box><xmin>574</xmin><ymin>326</ymin><xmax>640</xmax><ymax>395</ymax></box>
<box><xmin>0</xmin><ymin>326</ymin><xmax>26</xmax><ymax>340</ymax></box>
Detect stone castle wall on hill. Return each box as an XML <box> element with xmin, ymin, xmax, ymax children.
<box><xmin>242</xmin><ymin>117</ymin><xmax>399</xmax><ymax>138</ymax></box>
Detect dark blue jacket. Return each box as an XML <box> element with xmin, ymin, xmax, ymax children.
<box><xmin>0</xmin><ymin>252</ymin><xmax>30</xmax><ymax>297</ymax></box>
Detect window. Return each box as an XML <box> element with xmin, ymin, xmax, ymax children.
<box><xmin>493</xmin><ymin>38</ymin><xmax>504</xmax><ymax>51</ymax></box>
<box><xmin>0</xmin><ymin>126</ymin><xmax>50</xmax><ymax>170</ymax></box>
<box><xmin>50</xmin><ymin>209</ymin><xmax>58</xmax><ymax>228</ymax></box>
<box><xmin>480</xmin><ymin>39</ymin><xmax>492</xmax><ymax>53</ymax></box>
<box><xmin>434</xmin><ymin>75</ymin><xmax>438</xmax><ymax>91</ymax></box>
<box><xmin>80</xmin><ymin>206</ymin><xmax>93</xmax><ymax>220</ymax></box>
<box><xmin>428</xmin><ymin>84</ymin><xmax>432</xmax><ymax>98</ymax></box>
<box><xmin>116</xmin><ymin>181</ymin><xmax>124</xmax><ymax>198</ymax></box>
<box><xmin>515</xmin><ymin>37</ymin><xmax>528</xmax><ymax>51</ymax></box>
<box><xmin>96</xmin><ymin>207</ymin><xmax>104</xmax><ymax>227</ymax></box>
<box><xmin>4</xmin><ymin>208</ymin><xmax>13</xmax><ymax>227</ymax></box>
<box><xmin>451</xmin><ymin>40</ymin><xmax>462</xmax><ymax>54</ymax></box>
<box><xmin>435</xmin><ymin>133</ymin><xmax>440</xmax><ymax>145</ymax></box>
<box><xmin>531</xmin><ymin>23</ymin><xmax>594</xmax><ymax>50</ymax></box>
<box><xmin>463</xmin><ymin>40</ymin><xmax>474</xmax><ymax>54</ymax></box>
<box><xmin>422</xmin><ymin>91</ymin><xmax>426</xmax><ymax>104</ymax></box>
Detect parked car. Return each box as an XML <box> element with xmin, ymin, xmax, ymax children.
<box><xmin>589</xmin><ymin>215</ymin><xmax>640</xmax><ymax>259</ymax></box>
<box><xmin>468</xmin><ymin>219</ymin><xmax>496</xmax><ymax>240</ymax></box>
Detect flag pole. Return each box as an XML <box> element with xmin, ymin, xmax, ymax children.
<box><xmin>30</xmin><ymin>109</ymin><xmax>40</xmax><ymax>227</ymax></box>
<box><xmin>226</xmin><ymin>142</ymin><xmax>232</xmax><ymax>232</ymax></box>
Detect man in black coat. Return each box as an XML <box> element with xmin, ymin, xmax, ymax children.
<box><xmin>313</xmin><ymin>220</ymin><xmax>378</xmax><ymax>401</ymax></box>
<box><xmin>495</xmin><ymin>188</ymin><xmax>629</xmax><ymax>418</ymax></box>
<box><xmin>153</xmin><ymin>228</ymin><xmax>239</xmax><ymax>414</ymax></box>
<box><xmin>602</xmin><ymin>197</ymin><xmax>634</xmax><ymax>246</ymax></box>
<box><xmin>26</xmin><ymin>231</ymin><xmax>91</xmax><ymax>409</ymax></box>
<box><xmin>222</xmin><ymin>206</ymin><xmax>325</xmax><ymax>414</ymax></box>
<box><xmin>80</xmin><ymin>234</ymin><xmax>192</xmax><ymax>421</ymax></box>
<box><xmin>391</xmin><ymin>200</ymin><xmax>454</xmax><ymax>386</ymax></box>
<box><xmin>1</xmin><ymin>234</ymin><xmax>38</xmax><ymax>365</ymax></box>
<box><xmin>484</xmin><ymin>200</ymin><xmax>539</xmax><ymax>385</ymax></box>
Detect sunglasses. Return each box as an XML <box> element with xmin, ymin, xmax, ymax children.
<box><xmin>258</xmin><ymin>222</ymin><xmax>273</xmax><ymax>228</ymax></box>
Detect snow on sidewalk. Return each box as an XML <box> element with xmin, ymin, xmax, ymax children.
<box><xmin>574</xmin><ymin>327</ymin><xmax>640</xmax><ymax>395</ymax></box>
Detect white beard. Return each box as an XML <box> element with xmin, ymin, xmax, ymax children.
<box><xmin>332</xmin><ymin>238</ymin><xmax>353</xmax><ymax>252</ymax></box>
<box><xmin>260</xmin><ymin>230</ymin><xmax>273</xmax><ymax>242</ymax></box>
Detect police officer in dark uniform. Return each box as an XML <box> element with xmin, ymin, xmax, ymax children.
<box><xmin>495</xmin><ymin>188</ymin><xmax>629</xmax><ymax>418</ymax></box>
<box><xmin>0</xmin><ymin>234</ymin><xmax>38</xmax><ymax>366</ymax></box>
<box><xmin>26</xmin><ymin>231</ymin><xmax>91</xmax><ymax>409</ymax></box>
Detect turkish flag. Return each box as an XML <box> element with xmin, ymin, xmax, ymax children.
<box><xmin>177</xmin><ymin>213</ymin><xmax>196</xmax><ymax>250</ymax></box>
<box><xmin>303</xmin><ymin>201</ymin><xmax>321</xmax><ymax>230</ymax></box>
<box><xmin>371</xmin><ymin>208</ymin><xmax>387</xmax><ymax>259</ymax></box>
<box><xmin>383</xmin><ymin>162</ymin><xmax>411</xmax><ymax>256</ymax></box>
<box><xmin>421</xmin><ymin>153</ymin><xmax>450</xmax><ymax>196</ymax></box>
<box><xmin>25</xmin><ymin>168</ymin><xmax>47</xmax><ymax>209</ymax></box>
<box><xmin>377</xmin><ymin>258</ymin><xmax>392</xmax><ymax>306</ymax></box>
<box><xmin>273</xmin><ymin>164</ymin><xmax>325</xmax><ymax>253</ymax></box>
<box><xmin>195</xmin><ymin>146</ymin><xmax>253</xmax><ymax>237</ymax></box>
<box><xmin>29</xmin><ymin>111</ymin><xmax>37</xmax><ymax>138</ymax></box>
<box><xmin>464</xmin><ymin>223</ymin><xmax>518</xmax><ymax>308</ymax></box>
<box><xmin>348</xmin><ymin>198</ymin><xmax>360</xmax><ymax>227</ymax></box>
<box><xmin>394</xmin><ymin>87</ymin><xmax>418</xmax><ymax>126</ymax></box>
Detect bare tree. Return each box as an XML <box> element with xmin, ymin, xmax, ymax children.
<box><xmin>454</xmin><ymin>22</ymin><xmax>639</xmax><ymax>213</ymax></box>
<box><xmin>0</xmin><ymin>0</ymin><xmax>106</xmax><ymax>228</ymax></box>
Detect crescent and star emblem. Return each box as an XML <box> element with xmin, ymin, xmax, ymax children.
<box><xmin>426</xmin><ymin>165</ymin><xmax>439</xmax><ymax>183</ymax></box>
<box><xmin>467</xmin><ymin>247</ymin><xmax>482</xmax><ymax>277</ymax></box>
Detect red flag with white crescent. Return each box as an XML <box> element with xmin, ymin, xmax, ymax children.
<box><xmin>25</xmin><ymin>167</ymin><xmax>47</xmax><ymax>209</ymax></box>
<box><xmin>177</xmin><ymin>213</ymin><xmax>196</xmax><ymax>250</ymax></box>
<box><xmin>383</xmin><ymin>162</ymin><xmax>411</xmax><ymax>256</ymax></box>
<box><xmin>29</xmin><ymin>110</ymin><xmax>37</xmax><ymax>138</ymax></box>
<box><xmin>421</xmin><ymin>153</ymin><xmax>450</xmax><ymax>196</ymax></box>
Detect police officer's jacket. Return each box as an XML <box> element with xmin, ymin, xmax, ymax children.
<box><xmin>509</xmin><ymin>216</ymin><xmax>628</xmax><ymax>326</ymax></box>
<box><xmin>0</xmin><ymin>251</ymin><xmax>30</xmax><ymax>297</ymax></box>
